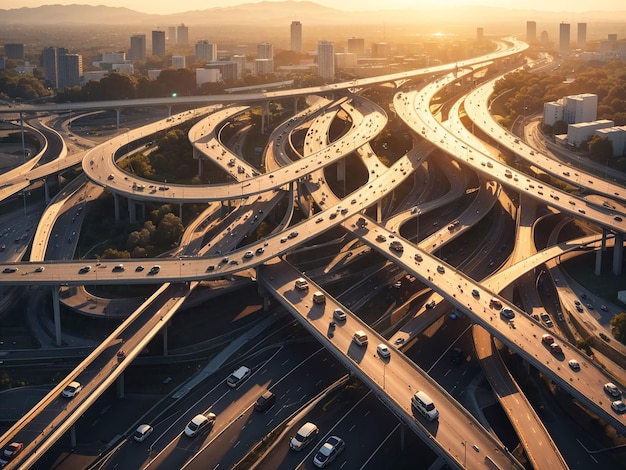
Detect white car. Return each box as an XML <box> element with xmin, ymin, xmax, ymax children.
<box><xmin>604</xmin><ymin>382</ymin><xmax>621</xmax><ymax>397</ymax></box>
<box><xmin>376</xmin><ymin>344</ymin><xmax>390</xmax><ymax>359</ymax></box>
<box><xmin>244</xmin><ymin>251</ymin><xmax>254</xmax><ymax>259</ymax></box>
<box><xmin>333</xmin><ymin>308</ymin><xmax>346</xmax><ymax>321</ymax></box>
<box><xmin>313</xmin><ymin>435</ymin><xmax>345</xmax><ymax>467</ymax></box>
<box><xmin>133</xmin><ymin>424</ymin><xmax>154</xmax><ymax>442</ymax></box>
<box><xmin>62</xmin><ymin>381</ymin><xmax>82</xmax><ymax>398</ymax></box>
<box><xmin>226</xmin><ymin>366</ymin><xmax>251</xmax><ymax>387</ymax></box>
<box><xmin>184</xmin><ymin>413</ymin><xmax>216</xmax><ymax>437</ymax></box>
<box><xmin>611</xmin><ymin>400</ymin><xmax>626</xmax><ymax>413</ymax></box>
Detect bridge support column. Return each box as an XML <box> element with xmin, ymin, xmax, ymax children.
<box><xmin>613</xmin><ymin>233</ymin><xmax>624</xmax><ymax>275</ymax></box>
<box><xmin>113</xmin><ymin>193</ymin><xmax>120</xmax><ymax>223</ymax></box>
<box><xmin>162</xmin><ymin>322</ymin><xmax>169</xmax><ymax>356</ymax></box>
<box><xmin>263</xmin><ymin>296</ymin><xmax>271</xmax><ymax>311</ymax></box>
<box><xmin>44</xmin><ymin>178</ymin><xmax>50</xmax><ymax>203</ymax></box>
<box><xmin>52</xmin><ymin>287</ymin><xmax>62</xmax><ymax>347</ymax></box>
<box><xmin>595</xmin><ymin>246</ymin><xmax>603</xmax><ymax>276</ymax></box>
<box><xmin>116</xmin><ymin>372</ymin><xmax>125</xmax><ymax>398</ymax></box>
<box><xmin>128</xmin><ymin>199</ymin><xmax>137</xmax><ymax>224</ymax></box>
<box><xmin>197</xmin><ymin>154</ymin><xmax>203</xmax><ymax>177</ymax></box>
<box><xmin>70</xmin><ymin>424</ymin><xmax>77</xmax><ymax>449</ymax></box>
<box><xmin>167</xmin><ymin>105</ymin><xmax>173</xmax><ymax>117</ymax></box>
<box><xmin>115</xmin><ymin>108</ymin><xmax>121</xmax><ymax>132</ymax></box>
<box><xmin>179</xmin><ymin>203</ymin><xmax>183</xmax><ymax>220</ymax></box>
<box><xmin>294</xmin><ymin>96</ymin><xmax>298</xmax><ymax>113</ymax></box>
<box><xmin>336</xmin><ymin>159</ymin><xmax>346</xmax><ymax>197</ymax></box>
<box><xmin>261</xmin><ymin>102</ymin><xmax>269</xmax><ymax>135</ymax></box>
<box><xmin>376</xmin><ymin>200</ymin><xmax>382</xmax><ymax>223</ymax></box>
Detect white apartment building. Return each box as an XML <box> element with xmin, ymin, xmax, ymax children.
<box><xmin>196</xmin><ymin>68</ymin><xmax>221</xmax><ymax>87</ymax></box>
<box><xmin>172</xmin><ymin>55</ymin><xmax>185</xmax><ymax>69</ymax></box>
<box><xmin>543</xmin><ymin>93</ymin><xmax>597</xmax><ymax>126</ymax></box>
<box><xmin>567</xmin><ymin>119</ymin><xmax>614</xmax><ymax>146</ymax></box>
<box><xmin>595</xmin><ymin>126</ymin><xmax>626</xmax><ymax>156</ymax></box>
<box><xmin>196</xmin><ymin>41</ymin><xmax>217</xmax><ymax>62</ymax></box>
<box><xmin>317</xmin><ymin>41</ymin><xmax>335</xmax><ymax>80</ymax></box>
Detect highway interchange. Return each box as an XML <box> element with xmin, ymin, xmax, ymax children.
<box><xmin>0</xmin><ymin>36</ymin><xmax>625</xmax><ymax>469</ymax></box>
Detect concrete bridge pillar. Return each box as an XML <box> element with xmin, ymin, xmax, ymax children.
<box><xmin>44</xmin><ymin>178</ymin><xmax>50</xmax><ymax>203</ymax></box>
<box><xmin>613</xmin><ymin>232</ymin><xmax>623</xmax><ymax>275</ymax></box>
<box><xmin>377</xmin><ymin>200</ymin><xmax>382</xmax><ymax>223</ymax></box>
<box><xmin>128</xmin><ymin>199</ymin><xmax>137</xmax><ymax>224</ymax></box>
<box><xmin>115</xmin><ymin>108</ymin><xmax>121</xmax><ymax>132</ymax></box>
<box><xmin>116</xmin><ymin>373</ymin><xmax>125</xmax><ymax>398</ymax></box>
<box><xmin>70</xmin><ymin>424</ymin><xmax>77</xmax><ymax>448</ymax></box>
<box><xmin>162</xmin><ymin>322</ymin><xmax>169</xmax><ymax>356</ymax></box>
<box><xmin>113</xmin><ymin>193</ymin><xmax>120</xmax><ymax>223</ymax></box>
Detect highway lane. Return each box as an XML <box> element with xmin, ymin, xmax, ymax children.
<box><xmin>258</xmin><ymin>259</ymin><xmax>521</xmax><ymax>470</ymax></box>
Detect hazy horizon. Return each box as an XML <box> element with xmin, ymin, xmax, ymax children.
<box><xmin>6</xmin><ymin>0</ymin><xmax>626</xmax><ymax>15</ymax></box>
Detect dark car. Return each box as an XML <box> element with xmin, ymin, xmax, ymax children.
<box><xmin>451</xmin><ymin>347</ymin><xmax>463</xmax><ymax>365</ymax></box>
<box><xmin>254</xmin><ymin>391</ymin><xmax>276</xmax><ymax>412</ymax></box>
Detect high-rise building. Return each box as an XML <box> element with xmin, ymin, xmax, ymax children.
<box><xmin>290</xmin><ymin>21</ymin><xmax>302</xmax><ymax>52</ymax></box>
<box><xmin>347</xmin><ymin>37</ymin><xmax>365</xmax><ymax>56</ymax></box>
<box><xmin>577</xmin><ymin>23</ymin><xmax>587</xmax><ymax>49</ymax></box>
<box><xmin>254</xmin><ymin>59</ymin><xmax>273</xmax><ymax>76</ymax></box>
<box><xmin>371</xmin><ymin>42</ymin><xmax>390</xmax><ymax>58</ymax></box>
<box><xmin>172</xmin><ymin>55</ymin><xmax>185</xmax><ymax>69</ymax></box>
<box><xmin>42</xmin><ymin>46</ymin><xmax>60</xmax><ymax>88</ymax></box>
<box><xmin>476</xmin><ymin>27</ymin><xmax>484</xmax><ymax>40</ymax></box>
<box><xmin>257</xmin><ymin>43</ymin><xmax>273</xmax><ymax>73</ymax></box>
<box><xmin>62</xmin><ymin>53</ymin><xmax>83</xmax><ymax>88</ymax></box>
<box><xmin>526</xmin><ymin>21</ymin><xmax>536</xmax><ymax>42</ymax></box>
<box><xmin>205</xmin><ymin>61</ymin><xmax>239</xmax><ymax>81</ymax></box>
<box><xmin>177</xmin><ymin>24</ymin><xmax>189</xmax><ymax>44</ymax></box>
<box><xmin>129</xmin><ymin>34</ymin><xmax>146</xmax><ymax>61</ymax></box>
<box><xmin>152</xmin><ymin>30</ymin><xmax>166</xmax><ymax>58</ymax></box>
<box><xmin>232</xmin><ymin>54</ymin><xmax>246</xmax><ymax>79</ymax></box>
<box><xmin>195</xmin><ymin>41</ymin><xmax>217</xmax><ymax>62</ymax></box>
<box><xmin>317</xmin><ymin>41</ymin><xmax>335</xmax><ymax>80</ymax></box>
<box><xmin>559</xmin><ymin>22</ymin><xmax>570</xmax><ymax>57</ymax></box>
<box><xmin>168</xmin><ymin>26</ymin><xmax>177</xmax><ymax>44</ymax></box>
<box><xmin>4</xmin><ymin>43</ymin><xmax>24</xmax><ymax>60</ymax></box>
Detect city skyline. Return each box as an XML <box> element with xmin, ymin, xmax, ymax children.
<box><xmin>5</xmin><ymin>0</ymin><xmax>626</xmax><ymax>15</ymax></box>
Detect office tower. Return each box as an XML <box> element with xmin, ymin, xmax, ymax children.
<box><xmin>205</xmin><ymin>61</ymin><xmax>239</xmax><ymax>81</ymax></box>
<box><xmin>559</xmin><ymin>22</ymin><xmax>570</xmax><ymax>57</ymax></box>
<box><xmin>195</xmin><ymin>41</ymin><xmax>217</xmax><ymax>62</ymax></box>
<box><xmin>577</xmin><ymin>23</ymin><xmax>587</xmax><ymax>49</ymax></box>
<box><xmin>168</xmin><ymin>26</ymin><xmax>177</xmax><ymax>44</ymax></box>
<box><xmin>232</xmin><ymin>54</ymin><xmax>246</xmax><ymax>79</ymax></box>
<box><xmin>526</xmin><ymin>21</ymin><xmax>536</xmax><ymax>42</ymax></box>
<box><xmin>371</xmin><ymin>42</ymin><xmax>390</xmax><ymax>58</ymax></box>
<box><xmin>172</xmin><ymin>55</ymin><xmax>185</xmax><ymax>68</ymax></box>
<box><xmin>317</xmin><ymin>41</ymin><xmax>335</xmax><ymax>80</ymax></box>
<box><xmin>254</xmin><ymin>59</ymin><xmax>273</xmax><ymax>76</ymax></box>
<box><xmin>62</xmin><ymin>54</ymin><xmax>83</xmax><ymax>88</ymax></box>
<box><xmin>477</xmin><ymin>27</ymin><xmax>484</xmax><ymax>40</ymax></box>
<box><xmin>4</xmin><ymin>43</ymin><xmax>25</xmax><ymax>60</ymax></box>
<box><xmin>257</xmin><ymin>42</ymin><xmax>274</xmax><ymax>73</ymax></box>
<box><xmin>291</xmin><ymin>21</ymin><xmax>302</xmax><ymax>52</ymax></box>
<box><xmin>177</xmin><ymin>24</ymin><xmax>189</xmax><ymax>44</ymax></box>
<box><xmin>152</xmin><ymin>30</ymin><xmax>166</xmax><ymax>58</ymax></box>
<box><xmin>347</xmin><ymin>37</ymin><xmax>365</xmax><ymax>56</ymax></box>
<box><xmin>129</xmin><ymin>34</ymin><xmax>146</xmax><ymax>61</ymax></box>
<box><xmin>42</xmin><ymin>47</ymin><xmax>60</xmax><ymax>88</ymax></box>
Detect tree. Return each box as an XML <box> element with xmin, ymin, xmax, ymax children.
<box><xmin>588</xmin><ymin>135</ymin><xmax>613</xmax><ymax>163</ymax></box>
<box><xmin>610</xmin><ymin>312</ymin><xmax>626</xmax><ymax>344</ymax></box>
<box><xmin>154</xmin><ymin>212</ymin><xmax>183</xmax><ymax>247</ymax></box>
<box><xmin>552</xmin><ymin>120</ymin><xmax>567</xmax><ymax>135</ymax></box>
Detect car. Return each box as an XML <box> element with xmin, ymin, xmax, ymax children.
<box><xmin>549</xmin><ymin>343</ymin><xmax>562</xmax><ymax>354</ymax></box>
<box><xmin>112</xmin><ymin>264</ymin><xmax>125</xmax><ymax>272</ymax></box>
<box><xmin>393</xmin><ymin>280</ymin><xmax>402</xmax><ymax>289</ymax></box>
<box><xmin>414</xmin><ymin>253</ymin><xmax>423</xmax><ymax>262</ymax></box>
<box><xmin>79</xmin><ymin>265</ymin><xmax>91</xmax><ymax>273</ymax></box>
<box><xmin>315</xmin><ymin>217</ymin><xmax>323</xmax><ymax>223</ymax></box>
<box><xmin>107</xmin><ymin>173</ymin><xmax>114</xmax><ymax>180</ymax></box>
<box><xmin>290</xmin><ymin>422</ymin><xmax>319</xmax><ymax>451</ymax></box>
<box><xmin>133</xmin><ymin>424</ymin><xmax>154</xmax><ymax>442</ymax></box>
<box><xmin>611</xmin><ymin>400</ymin><xmax>626</xmax><ymax>413</ymax></box>
<box><xmin>244</xmin><ymin>251</ymin><xmax>254</xmax><ymax>259</ymax></box>
<box><xmin>62</xmin><ymin>381</ymin><xmax>82</xmax><ymax>398</ymax></box>
<box><xmin>501</xmin><ymin>308</ymin><xmax>515</xmax><ymax>319</ymax></box>
<box><xmin>333</xmin><ymin>308</ymin><xmax>346</xmax><ymax>321</ymax></box>
<box><xmin>540</xmin><ymin>312</ymin><xmax>553</xmax><ymax>327</ymax></box>
<box><xmin>568</xmin><ymin>359</ymin><xmax>580</xmax><ymax>371</ymax></box>
<box><xmin>599</xmin><ymin>332</ymin><xmax>611</xmax><ymax>342</ymax></box>
<box><xmin>313</xmin><ymin>435</ymin><xmax>345</xmax><ymax>468</ymax></box>
<box><xmin>411</xmin><ymin>206</ymin><xmax>419</xmax><ymax>214</ymax></box>
<box><xmin>2</xmin><ymin>267</ymin><xmax>17</xmax><ymax>273</ymax></box>
<box><xmin>116</xmin><ymin>350</ymin><xmax>126</xmax><ymax>362</ymax></box>
<box><xmin>0</xmin><ymin>442</ymin><xmax>23</xmax><ymax>464</ymax></box>
<box><xmin>329</xmin><ymin>212</ymin><xmax>337</xmax><ymax>219</ymax></box>
<box><xmin>600</xmin><ymin>305</ymin><xmax>608</xmax><ymax>311</ymax></box>
<box><xmin>149</xmin><ymin>265</ymin><xmax>160</xmax><ymax>274</ymax></box>
<box><xmin>226</xmin><ymin>366</ymin><xmax>251</xmax><ymax>387</ymax></box>
<box><xmin>586</xmin><ymin>303</ymin><xmax>594</xmax><ymax>310</ymax></box>
<box><xmin>184</xmin><ymin>413</ymin><xmax>216</xmax><ymax>437</ymax></box>
<box><xmin>254</xmin><ymin>391</ymin><xmax>276</xmax><ymax>412</ymax></box>
<box><xmin>451</xmin><ymin>347</ymin><xmax>463</xmax><ymax>365</ymax></box>
<box><xmin>295</xmin><ymin>278</ymin><xmax>309</xmax><ymax>291</ymax></box>
<box><xmin>604</xmin><ymin>383</ymin><xmax>621</xmax><ymax>397</ymax></box>
<box><xmin>206</xmin><ymin>265</ymin><xmax>215</xmax><ymax>272</ymax></box>
<box><xmin>288</xmin><ymin>231</ymin><xmax>298</xmax><ymax>239</ymax></box>
<box><xmin>256</xmin><ymin>247</ymin><xmax>265</xmax><ymax>254</ymax></box>
<box><xmin>541</xmin><ymin>334</ymin><xmax>554</xmax><ymax>345</ymax></box>
<box><xmin>471</xmin><ymin>289</ymin><xmax>479</xmax><ymax>297</ymax></box>
<box><xmin>425</xmin><ymin>300</ymin><xmax>436</xmax><ymax>309</ymax></box>
<box><xmin>280</xmin><ymin>237</ymin><xmax>287</xmax><ymax>243</ymax></box>
<box><xmin>436</xmin><ymin>265</ymin><xmax>445</xmax><ymax>274</ymax></box>
<box><xmin>389</xmin><ymin>240</ymin><xmax>403</xmax><ymax>252</ymax></box>
<box><xmin>489</xmin><ymin>298</ymin><xmax>502</xmax><ymax>309</ymax></box>
<box><xmin>34</xmin><ymin>266</ymin><xmax>45</xmax><ymax>272</ymax></box>
<box><xmin>135</xmin><ymin>265</ymin><xmax>144</xmax><ymax>272</ymax></box>
<box><xmin>376</xmin><ymin>234</ymin><xmax>386</xmax><ymax>242</ymax></box>
<box><xmin>576</xmin><ymin>304</ymin><xmax>584</xmax><ymax>313</ymax></box>
<box><xmin>340</xmin><ymin>208</ymin><xmax>348</xmax><ymax>214</ymax></box>
<box><xmin>574</xmin><ymin>300</ymin><xmax>581</xmax><ymax>306</ymax></box>
<box><xmin>377</xmin><ymin>344</ymin><xmax>391</xmax><ymax>358</ymax></box>
<box><xmin>614</xmin><ymin>216</ymin><xmax>623</xmax><ymax>222</ymax></box>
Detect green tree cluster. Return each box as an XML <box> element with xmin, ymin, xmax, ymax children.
<box><xmin>0</xmin><ymin>70</ymin><xmax>52</xmax><ymax>101</ymax></box>
<box><xmin>610</xmin><ymin>312</ymin><xmax>626</xmax><ymax>345</ymax></box>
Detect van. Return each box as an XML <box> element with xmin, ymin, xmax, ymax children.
<box><xmin>295</xmin><ymin>278</ymin><xmax>309</xmax><ymax>291</ymax></box>
<box><xmin>226</xmin><ymin>366</ymin><xmax>250</xmax><ymax>388</ymax></box>
<box><xmin>411</xmin><ymin>391</ymin><xmax>439</xmax><ymax>421</ymax></box>
<box><xmin>290</xmin><ymin>422</ymin><xmax>319</xmax><ymax>451</ymax></box>
<box><xmin>352</xmin><ymin>330</ymin><xmax>368</xmax><ymax>346</ymax></box>
<box><xmin>254</xmin><ymin>391</ymin><xmax>276</xmax><ymax>412</ymax></box>
<box><xmin>313</xmin><ymin>291</ymin><xmax>326</xmax><ymax>304</ymax></box>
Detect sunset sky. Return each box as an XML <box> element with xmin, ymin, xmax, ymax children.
<box><xmin>5</xmin><ymin>0</ymin><xmax>625</xmax><ymax>15</ymax></box>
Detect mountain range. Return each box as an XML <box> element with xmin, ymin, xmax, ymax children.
<box><xmin>2</xmin><ymin>2</ymin><xmax>626</xmax><ymax>28</ymax></box>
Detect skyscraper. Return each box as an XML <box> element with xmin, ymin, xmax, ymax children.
<box><xmin>42</xmin><ymin>46</ymin><xmax>81</xmax><ymax>89</ymax></box>
<box><xmin>347</xmin><ymin>37</ymin><xmax>365</xmax><ymax>56</ymax></box>
<box><xmin>129</xmin><ymin>34</ymin><xmax>146</xmax><ymax>61</ymax></box>
<box><xmin>290</xmin><ymin>21</ymin><xmax>302</xmax><ymax>52</ymax></box>
<box><xmin>559</xmin><ymin>22</ymin><xmax>570</xmax><ymax>57</ymax></box>
<box><xmin>195</xmin><ymin>41</ymin><xmax>217</xmax><ymax>62</ymax></box>
<box><xmin>152</xmin><ymin>30</ymin><xmax>166</xmax><ymax>58</ymax></box>
<box><xmin>168</xmin><ymin>26</ymin><xmax>177</xmax><ymax>44</ymax></box>
<box><xmin>177</xmin><ymin>24</ymin><xmax>189</xmax><ymax>44</ymax></box>
<box><xmin>257</xmin><ymin>42</ymin><xmax>274</xmax><ymax>73</ymax></box>
<box><xmin>317</xmin><ymin>41</ymin><xmax>335</xmax><ymax>81</ymax></box>
<box><xmin>526</xmin><ymin>21</ymin><xmax>536</xmax><ymax>42</ymax></box>
<box><xmin>42</xmin><ymin>46</ymin><xmax>60</xmax><ymax>88</ymax></box>
<box><xmin>577</xmin><ymin>23</ymin><xmax>587</xmax><ymax>49</ymax></box>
